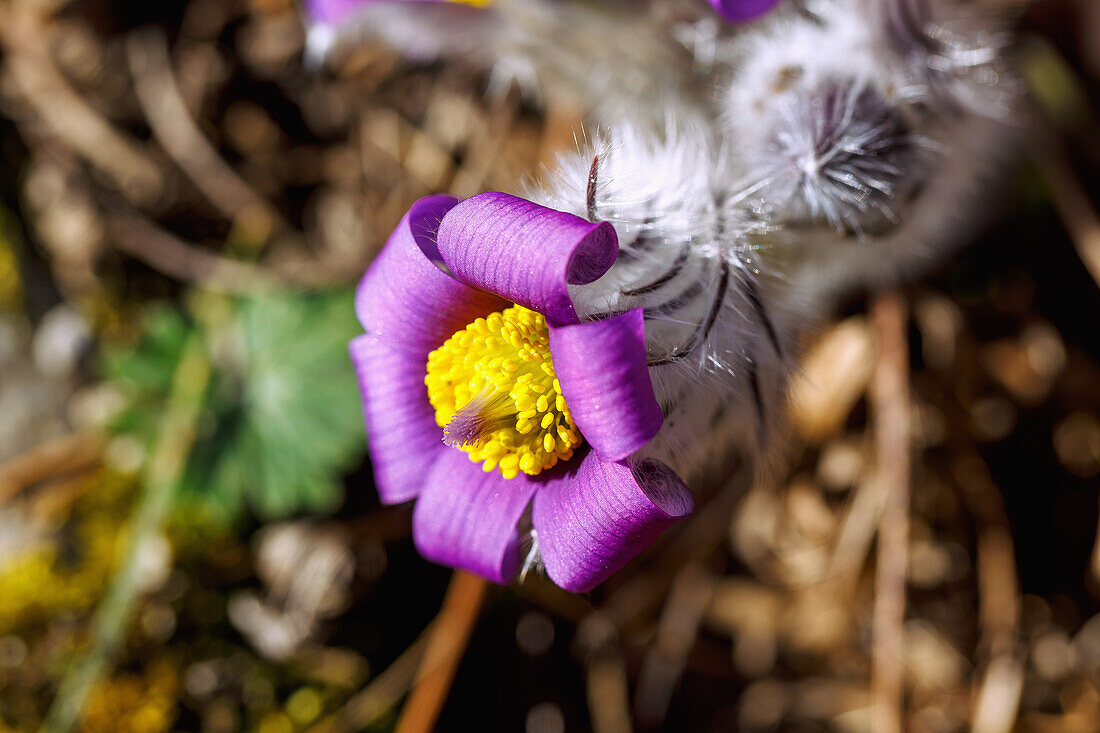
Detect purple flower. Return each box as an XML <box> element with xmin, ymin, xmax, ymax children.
<box><xmin>349</xmin><ymin>193</ymin><xmax>694</xmax><ymax>592</ymax></box>
<box><xmin>707</xmin><ymin>0</ymin><xmax>783</xmax><ymax>23</ymax></box>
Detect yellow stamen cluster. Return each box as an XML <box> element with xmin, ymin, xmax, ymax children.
<box><xmin>425</xmin><ymin>305</ymin><xmax>583</xmax><ymax>479</ymax></box>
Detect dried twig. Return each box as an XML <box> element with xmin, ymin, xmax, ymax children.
<box><xmin>308</xmin><ymin>628</ymin><xmax>433</xmax><ymax>733</ymax></box>
<box><xmin>0</xmin><ymin>3</ymin><xmax>163</xmax><ymax>207</ymax></box>
<box><xmin>0</xmin><ymin>431</ymin><xmax>104</xmax><ymax>507</ymax></box>
<box><xmin>972</xmin><ymin>655</ymin><xmax>1025</xmax><ymax>733</ymax></box>
<box><xmin>1036</xmin><ymin>142</ymin><xmax>1100</xmax><ymax>289</ymax></box>
<box><xmin>827</xmin><ymin>439</ymin><xmax>891</xmax><ymax>585</ymax></box>
<box><xmin>633</xmin><ymin>563</ymin><xmax>715</xmax><ymax>728</ymax></box>
<box><xmin>949</xmin><ymin>451</ymin><xmax>1023</xmax><ymax>732</ymax></box>
<box><xmin>393</xmin><ymin>571</ymin><xmax>488</xmax><ymax>733</ymax></box>
<box><xmin>308</xmin><ymin>572</ymin><xmax>492</xmax><ymax>733</ymax></box>
<box><xmin>587</xmin><ymin>651</ymin><xmax>633</xmax><ymax>733</ymax></box>
<box><xmin>107</xmin><ymin>213</ymin><xmax>281</xmax><ymax>294</ymax></box>
<box><xmin>449</xmin><ymin>94</ymin><xmax>521</xmax><ymax>197</ymax></box>
<box><xmin>125</xmin><ymin>29</ymin><xmax>285</xmax><ymax>231</ymax></box>
<box><xmin>868</xmin><ymin>292</ymin><xmax>911</xmax><ymax>733</ymax></box>
<box><xmin>570</xmin><ymin>461</ymin><xmax>750</xmax><ymax>733</ymax></box>
<box><xmin>108</xmin><ymin>207</ymin><xmax>366</xmax><ymax>292</ymax></box>
<box><xmin>579</xmin><ymin>614</ymin><xmax>633</xmax><ymax>733</ymax></box>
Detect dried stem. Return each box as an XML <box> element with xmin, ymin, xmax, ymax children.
<box><xmin>633</xmin><ymin>562</ymin><xmax>715</xmax><ymax>728</ymax></box>
<box><xmin>949</xmin><ymin>450</ymin><xmax>1023</xmax><ymax>732</ymax></box>
<box><xmin>0</xmin><ymin>2</ymin><xmax>163</xmax><ymax>207</ymax></box>
<box><xmin>570</xmin><ymin>460</ymin><xmax>751</xmax><ymax>733</ymax></box>
<box><xmin>586</xmin><ymin>645</ymin><xmax>633</xmax><ymax>733</ymax></box>
<box><xmin>869</xmin><ymin>292</ymin><xmax>911</xmax><ymax>733</ymax></box>
<box><xmin>393</xmin><ymin>570</ymin><xmax>488</xmax><ymax>733</ymax></box>
<box><xmin>41</xmin><ymin>333</ymin><xmax>211</xmax><ymax>733</ymax></box>
<box><xmin>307</xmin><ymin>627</ymin><xmax>433</xmax><ymax>733</ymax></box>
<box><xmin>1036</xmin><ymin>142</ymin><xmax>1100</xmax><ymax>289</ymax></box>
<box><xmin>108</xmin><ymin>213</ymin><xmax>281</xmax><ymax>294</ymax></box>
<box><xmin>0</xmin><ymin>431</ymin><xmax>104</xmax><ymax>507</ymax></box>
<box><xmin>108</xmin><ymin>210</ymin><xmax>364</xmax><ymax>292</ymax></box>
<box><xmin>125</xmin><ymin>28</ymin><xmax>284</xmax><ymax>230</ymax></box>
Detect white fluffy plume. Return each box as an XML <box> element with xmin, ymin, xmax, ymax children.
<box><xmin>319</xmin><ymin>0</ymin><xmax>1020</xmax><ymax>476</ymax></box>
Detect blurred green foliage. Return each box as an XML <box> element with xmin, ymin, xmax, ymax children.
<box><xmin>104</xmin><ymin>290</ymin><xmax>365</xmax><ymax>522</ymax></box>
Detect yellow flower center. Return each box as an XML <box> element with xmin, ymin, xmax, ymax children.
<box><xmin>425</xmin><ymin>305</ymin><xmax>583</xmax><ymax>479</ymax></box>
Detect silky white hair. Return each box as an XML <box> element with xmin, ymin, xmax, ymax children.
<box><xmin>314</xmin><ymin>0</ymin><xmax>1020</xmax><ymax>478</ymax></box>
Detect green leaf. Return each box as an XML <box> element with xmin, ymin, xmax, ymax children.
<box><xmin>103</xmin><ymin>289</ymin><xmax>366</xmax><ymax>524</ymax></box>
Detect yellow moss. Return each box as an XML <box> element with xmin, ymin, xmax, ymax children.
<box><xmin>0</xmin><ymin>471</ymin><xmax>134</xmax><ymax>633</ymax></box>
<box><xmin>0</xmin><ymin>233</ymin><xmax>22</xmax><ymax>312</ymax></box>
<box><xmin>77</xmin><ymin>660</ymin><xmax>179</xmax><ymax>733</ymax></box>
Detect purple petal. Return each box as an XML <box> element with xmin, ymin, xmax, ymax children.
<box><xmin>413</xmin><ymin>448</ymin><xmax>538</xmax><ymax>584</ymax></box>
<box><xmin>549</xmin><ymin>309</ymin><xmax>662</xmax><ymax>461</ymax></box>
<box><xmin>533</xmin><ymin>455</ymin><xmax>694</xmax><ymax>593</ymax></box>
<box><xmin>707</xmin><ymin>0</ymin><xmax>783</xmax><ymax>23</ymax></box>
<box><xmin>349</xmin><ymin>335</ymin><xmax>446</xmax><ymax>504</ymax></box>
<box><xmin>436</xmin><ymin>192</ymin><xmax>618</xmax><ymax>326</ymax></box>
<box><xmin>356</xmin><ymin>194</ymin><xmax>508</xmax><ymax>355</ymax></box>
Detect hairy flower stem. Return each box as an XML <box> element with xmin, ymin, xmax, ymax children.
<box><xmin>41</xmin><ymin>333</ymin><xmax>211</xmax><ymax>733</ymax></box>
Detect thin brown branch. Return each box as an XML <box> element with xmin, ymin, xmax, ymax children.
<box><xmin>393</xmin><ymin>571</ymin><xmax>488</xmax><ymax>733</ymax></box>
<box><xmin>309</xmin><ymin>572</ymin><xmax>492</xmax><ymax>733</ymax></box>
<box><xmin>827</xmin><ymin>446</ymin><xmax>891</xmax><ymax>586</ymax></box>
<box><xmin>587</xmin><ymin>652</ymin><xmax>633</xmax><ymax>733</ymax></box>
<box><xmin>0</xmin><ymin>3</ymin><xmax>163</xmax><ymax>207</ymax></box>
<box><xmin>972</xmin><ymin>655</ymin><xmax>1025</xmax><ymax>733</ymax></box>
<box><xmin>569</xmin><ymin>459</ymin><xmax>751</xmax><ymax>733</ymax></box>
<box><xmin>308</xmin><ymin>628</ymin><xmax>433</xmax><ymax>733</ymax></box>
<box><xmin>1036</xmin><ymin>142</ymin><xmax>1100</xmax><ymax>289</ymax></box>
<box><xmin>580</xmin><ymin>614</ymin><xmax>633</xmax><ymax>733</ymax></box>
<box><xmin>107</xmin><ymin>213</ymin><xmax>281</xmax><ymax>294</ymax></box>
<box><xmin>869</xmin><ymin>292</ymin><xmax>911</xmax><ymax>733</ymax></box>
<box><xmin>948</xmin><ymin>450</ymin><xmax>1023</xmax><ymax>732</ymax></box>
<box><xmin>108</xmin><ymin>209</ymin><xmax>369</xmax><ymax>291</ymax></box>
<box><xmin>0</xmin><ymin>431</ymin><xmax>105</xmax><ymax>507</ymax></box>
<box><xmin>125</xmin><ymin>29</ymin><xmax>285</xmax><ymax>231</ymax></box>
<box><xmin>633</xmin><ymin>562</ymin><xmax>715</xmax><ymax>728</ymax></box>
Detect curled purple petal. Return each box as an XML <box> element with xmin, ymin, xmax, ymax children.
<box><xmin>436</xmin><ymin>192</ymin><xmax>618</xmax><ymax>326</ymax></box>
<box><xmin>708</xmin><ymin>0</ymin><xmax>783</xmax><ymax>23</ymax></box>
<box><xmin>413</xmin><ymin>448</ymin><xmax>538</xmax><ymax>584</ymax></box>
<box><xmin>349</xmin><ymin>335</ymin><xmax>446</xmax><ymax>504</ymax></box>
<box><xmin>549</xmin><ymin>309</ymin><xmax>662</xmax><ymax>462</ymax></box>
<box><xmin>356</xmin><ymin>194</ymin><xmax>508</xmax><ymax>355</ymax></box>
<box><xmin>532</xmin><ymin>455</ymin><xmax>694</xmax><ymax>593</ymax></box>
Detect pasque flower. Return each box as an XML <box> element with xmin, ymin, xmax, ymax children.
<box><xmin>349</xmin><ymin>193</ymin><xmax>694</xmax><ymax>592</ymax></box>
